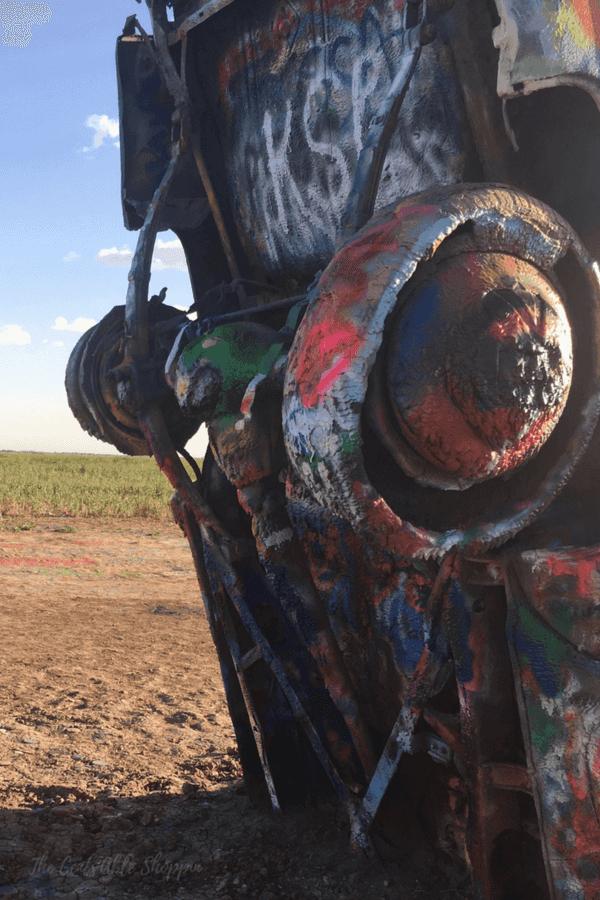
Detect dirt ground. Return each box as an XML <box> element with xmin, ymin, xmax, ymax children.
<box><xmin>0</xmin><ymin>515</ymin><xmax>471</xmax><ymax>900</ymax></box>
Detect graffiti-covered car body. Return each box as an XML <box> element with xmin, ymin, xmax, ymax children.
<box><xmin>66</xmin><ymin>1</ymin><xmax>600</xmax><ymax>897</ymax></box>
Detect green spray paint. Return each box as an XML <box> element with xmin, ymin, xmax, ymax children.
<box><xmin>529</xmin><ymin>701</ymin><xmax>562</xmax><ymax>757</ymax></box>
<box><xmin>180</xmin><ymin>325</ymin><xmax>278</xmax><ymax>419</ymax></box>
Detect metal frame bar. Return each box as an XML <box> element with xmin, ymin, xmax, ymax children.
<box><xmin>349</xmin><ymin>555</ymin><xmax>456</xmax><ymax>851</ymax></box>
<box><xmin>138</xmin><ymin>402</ymin><xmax>351</xmax><ymax>807</ymax></box>
<box><xmin>140</xmin><ymin>2</ymin><xmax>242</xmax><ymax>283</ymax></box>
<box><xmin>202</xmin><ymin>539</ymin><xmax>351</xmax><ymax>805</ymax></box>
<box><xmin>216</xmin><ymin>594</ymin><xmax>282</xmax><ymax>812</ymax></box>
<box><xmin>168</xmin><ymin>0</ymin><xmax>236</xmax><ymax>45</ymax></box>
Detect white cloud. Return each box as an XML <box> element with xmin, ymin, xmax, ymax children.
<box><xmin>153</xmin><ymin>237</ymin><xmax>188</xmax><ymax>272</ymax></box>
<box><xmin>0</xmin><ymin>324</ymin><xmax>31</xmax><ymax>345</ymax></box>
<box><xmin>95</xmin><ymin>237</ymin><xmax>188</xmax><ymax>273</ymax></box>
<box><xmin>52</xmin><ymin>316</ymin><xmax>97</xmax><ymax>333</ymax></box>
<box><xmin>94</xmin><ymin>238</ymin><xmax>187</xmax><ymax>272</ymax></box>
<box><xmin>156</xmin><ymin>239</ymin><xmax>182</xmax><ymax>250</ymax></box>
<box><xmin>83</xmin><ymin>114</ymin><xmax>119</xmax><ymax>152</ymax></box>
<box><xmin>0</xmin><ymin>1</ymin><xmax>52</xmax><ymax>48</ymax></box>
<box><xmin>173</xmin><ymin>304</ymin><xmax>197</xmax><ymax>321</ymax></box>
<box><xmin>52</xmin><ymin>340</ymin><xmax>64</xmax><ymax>347</ymax></box>
<box><xmin>95</xmin><ymin>245</ymin><xmax>133</xmax><ymax>266</ymax></box>
<box><xmin>63</xmin><ymin>251</ymin><xmax>80</xmax><ymax>263</ymax></box>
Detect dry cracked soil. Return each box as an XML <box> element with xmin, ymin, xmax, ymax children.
<box><xmin>0</xmin><ymin>515</ymin><xmax>471</xmax><ymax>900</ymax></box>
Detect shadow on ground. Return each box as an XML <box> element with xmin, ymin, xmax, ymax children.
<box><xmin>0</xmin><ymin>780</ymin><xmax>472</xmax><ymax>900</ymax></box>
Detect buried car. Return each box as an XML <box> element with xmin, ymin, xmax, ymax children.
<box><xmin>67</xmin><ymin>1</ymin><xmax>600</xmax><ymax>897</ymax></box>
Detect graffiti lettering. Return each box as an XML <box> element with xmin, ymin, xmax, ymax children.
<box><xmin>219</xmin><ymin>4</ymin><xmax>465</xmax><ymax>276</ymax></box>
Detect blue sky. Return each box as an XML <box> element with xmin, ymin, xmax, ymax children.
<box><xmin>0</xmin><ymin>0</ymin><xmax>207</xmax><ymax>456</ymax></box>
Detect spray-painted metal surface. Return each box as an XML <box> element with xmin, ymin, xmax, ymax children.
<box><xmin>506</xmin><ymin>550</ymin><xmax>600</xmax><ymax>899</ymax></box>
<box><xmin>283</xmin><ymin>183</ymin><xmax>600</xmax><ymax>560</ymax></box>
<box><xmin>66</xmin><ymin>1</ymin><xmax>600</xmax><ymax>897</ymax></box>
<box><xmin>494</xmin><ymin>0</ymin><xmax>600</xmax><ymax>99</ymax></box>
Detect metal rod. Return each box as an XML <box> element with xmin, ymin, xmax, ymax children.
<box><xmin>124</xmin><ymin>153</ymin><xmax>181</xmax><ymax>362</ymax></box>
<box><xmin>138</xmin><ymin>403</ymin><xmax>235</xmax><ymax>548</ymax></box>
<box><xmin>168</xmin><ymin>0</ymin><xmax>236</xmax><ymax>45</ymax></box>
<box><xmin>337</xmin><ymin>20</ymin><xmax>435</xmax><ymax>249</ymax></box>
<box><xmin>216</xmin><ymin>596</ymin><xmax>282</xmax><ymax>812</ymax></box>
<box><xmin>142</xmin><ymin>5</ymin><xmax>185</xmax><ymax>102</ymax></box>
<box><xmin>195</xmin><ymin>293</ymin><xmax>307</xmax><ymax>325</ymax></box>
<box><xmin>202</xmin><ymin>535</ymin><xmax>350</xmax><ymax>804</ymax></box>
<box><xmin>189</xmin><ymin>132</ymin><xmax>240</xmax><ymax>281</ymax></box>
<box><xmin>176</xmin><ymin>499</ymin><xmax>276</xmax><ymax>809</ymax></box>
<box><xmin>178</xmin><ymin>445</ymin><xmax>202</xmax><ymax>482</ymax></box>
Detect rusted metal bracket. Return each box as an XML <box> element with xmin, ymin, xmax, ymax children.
<box><xmin>410</xmin><ymin>730</ymin><xmax>455</xmax><ymax>766</ymax></box>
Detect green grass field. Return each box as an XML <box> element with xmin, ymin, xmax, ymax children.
<box><xmin>0</xmin><ymin>452</ymin><xmax>203</xmax><ymax>520</ymax></box>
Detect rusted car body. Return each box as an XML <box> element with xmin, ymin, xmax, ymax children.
<box><xmin>66</xmin><ymin>1</ymin><xmax>600</xmax><ymax>897</ymax></box>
